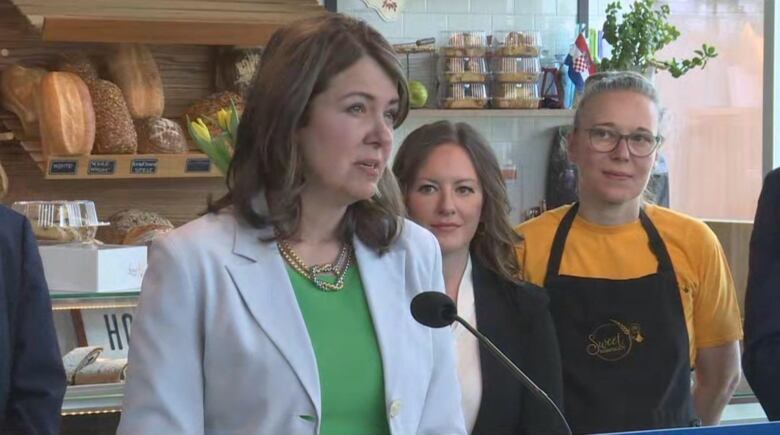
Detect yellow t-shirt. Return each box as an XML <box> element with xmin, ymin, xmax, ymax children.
<box><xmin>515</xmin><ymin>204</ymin><xmax>743</xmax><ymax>364</ymax></box>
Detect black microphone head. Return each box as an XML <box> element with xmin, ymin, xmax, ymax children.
<box><xmin>411</xmin><ymin>291</ymin><xmax>457</xmax><ymax>328</ymax></box>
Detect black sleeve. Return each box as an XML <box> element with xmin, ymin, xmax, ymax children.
<box><xmin>743</xmin><ymin>168</ymin><xmax>780</xmax><ymax>420</ymax></box>
<box><xmin>517</xmin><ymin>294</ymin><xmax>566</xmax><ymax>435</ymax></box>
<box><xmin>746</xmin><ymin>168</ymin><xmax>780</xmax><ymax>305</ymax></box>
<box><xmin>5</xmin><ymin>217</ymin><xmax>66</xmax><ymax>435</ymax></box>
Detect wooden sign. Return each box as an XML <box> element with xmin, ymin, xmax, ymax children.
<box><xmin>363</xmin><ymin>0</ymin><xmax>405</xmax><ymax>22</ymax></box>
<box><xmin>79</xmin><ymin>308</ymin><xmax>134</xmax><ymax>359</ymax></box>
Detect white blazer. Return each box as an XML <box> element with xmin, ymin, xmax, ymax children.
<box><xmin>117</xmin><ymin>211</ymin><xmax>466</xmax><ymax>435</ymax></box>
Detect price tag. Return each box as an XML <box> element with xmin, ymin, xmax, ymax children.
<box><xmin>185</xmin><ymin>158</ymin><xmax>211</xmax><ymax>173</ymax></box>
<box><xmin>88</xmin><ymin>159</ymin><xmax>116</xmax><ymax>175</ymax></box>
<box><xmin>49</xmin><ymin>160</ymin><xmax>78</xmax><ymax>175</ymax></box>
<box><xmin>130</xmin><ymin>158</ymin><xmax>158</xmax><ymax>175</ymax></box>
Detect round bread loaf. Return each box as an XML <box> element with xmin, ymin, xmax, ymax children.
<box><xmin>99</xmin><ymin>209</ymin><xmax>173</xmax><ymax>245</ymax></box>
<box><xmin>184</xmin><ymin>91</ymin><xmax>244</xmax><ymax>137</ymax></box>
<box><xmin>57</xmin><ymin>53</ymin><xmax>99</xmax><ymax>83</ymax></box>
<box><xmin>135</xmin><ymin>117</ymin><xmax>188</xmax><ymax>154</ymax></box>
<box><xmin>122</xmin><ymin>223</ymin><xmax>173</xmax><ymax>245</ymax></box>
<box><xmin>89</xmin><ymin>79</ymin><xmax>137</xmax><ymax>154</ymax></box>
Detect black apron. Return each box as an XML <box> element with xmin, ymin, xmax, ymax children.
<box><xmin>545</xmin><ymin>203</ymin><xmax>700</xmax><ymax>434</ymax></box>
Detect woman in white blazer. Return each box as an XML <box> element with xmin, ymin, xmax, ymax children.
<box><xmin>117</xmin><ymin>13</ymin><xmax>466</xmax><ymax>435</ymax></box>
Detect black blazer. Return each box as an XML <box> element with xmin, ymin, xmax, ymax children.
<box><xmin>0</xmin><ymin>205</ymin><xmax>66</xmax><ymax>434</ymax></box>
<box><xmin>743</xmin><ymin>167</ymin><xmax>780</xmax><ymax>420</ymax></box>
<box><xmin>470</xmin><ymin>256</ymin><xmax>565</xmax><ymax>435</ymax></box>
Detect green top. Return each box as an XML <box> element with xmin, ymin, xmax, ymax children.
<box><xmin>287</xmin><ymin>263</ymin><xmax>391</xmax><ymax>435</ymax></box>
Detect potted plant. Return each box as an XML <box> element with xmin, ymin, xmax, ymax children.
<box><xmin>598</xmin><ymin>0</ymin><xmax>717</xmax><ymax>78</ymax></box>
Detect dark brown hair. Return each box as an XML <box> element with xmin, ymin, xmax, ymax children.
<box><xmin>210</xmin><ymin>13</ymin><xmax>410</xmax><ymax>252</ymax></box>
<box><xmin>392</xmin><ymin>120</ymin><xmax>522</xmax><ymax>282</ymax></box>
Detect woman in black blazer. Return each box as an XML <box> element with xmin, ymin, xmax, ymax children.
<box><xmin>393</xmin><ymin>120</ymin><xmax>564</xmax><ymax>434</ymax></box>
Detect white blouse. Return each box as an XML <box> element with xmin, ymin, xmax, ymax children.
<box><xmin>453</xmin><ymin>256</ymin><xmax>482</xmax><ymax>433</ymax></box>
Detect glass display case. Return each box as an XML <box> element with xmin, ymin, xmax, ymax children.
<box><xmin>51</xmin><ymin>291</ymin><xmax>138</xmax><ymax>416</ymax></box>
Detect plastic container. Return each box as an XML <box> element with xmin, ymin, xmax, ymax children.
<box><xmin>439</xmin><ymin>31</ymin><xmax>489</xmax><ymax>57</ymax></box>
<box><xmin>12</xmin><ymin>200</ymin><xmax>108</xmax><ymax>243</ymax></box>
<box><xmin>491</xmin><ymin>83</ymin><xmax>540</xmax><ymax>109</ymax></box>
<box><xmin>493</xmin><ymin>30</ymin><xmax>542</xmax><ymax>57</ymax></box>
<box><xmin>491</xmin><ymin>57</ymin><xmax>541</xmax><ymax>83</ymax></box>
<box><xmin>441</xmin><ymin>57</ymin><xmax>489</xmax><ymax>83</ymax></box>
<box><xmin>440</xmin><ymin>82</ymin><xmax>489</xmax><ymax>109</ymax></box>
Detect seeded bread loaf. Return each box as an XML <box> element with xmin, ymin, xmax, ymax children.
<box><xmin>122</xmin><ymin>223</ymin><xmax>173</xmax><ymax>245</ymax></box>
<box><xmin>57</xmin><ymin>53</ymin><xmax>99</xmax><ymax>83</ymax></box>
<box><xmin>89</xmin><ymin>79</ymin><xmax>137</xmax><ymax>154</ymax></box>
<box><xmin>98</xmin><ymin>209</ymin><xmax>173</xmax><ymax>245</ymax></box>
<box><xmin>135</xmin><ymin>116</ymin><xmax>188</xmax><ymax>154</ymax></box>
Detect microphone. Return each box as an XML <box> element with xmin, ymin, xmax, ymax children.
<box><xmin>411</xmin><ymin>291</ymin><xmax>572</xmax><ymax>435</ymax></box>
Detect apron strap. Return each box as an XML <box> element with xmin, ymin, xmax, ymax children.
<box><xmin>545</xmin><ymin>203</ymin><xmax>580</xmax><ymax>283</ymax></box>
<box><xmin>638</xmin><ymin>208</ymin><xmax>675</xmax><ymax>274</ymax></box>
<box><xmin>544</xmin><ymin>203</ymin><xmax>676</xmax><ymax>283</ymax></box>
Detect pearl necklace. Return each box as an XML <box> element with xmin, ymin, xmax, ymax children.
<box><xmin>278</xmin><ymin>240</ymin><xmax>353</xmax><ymax>292</ymax></box>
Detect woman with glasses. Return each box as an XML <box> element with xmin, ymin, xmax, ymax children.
<box><xmin>515</xmin><ymin>71</ymin><xmax>742</xmax><ymax>434</ymax></box>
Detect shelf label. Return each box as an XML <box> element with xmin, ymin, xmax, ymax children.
<box><xmin>185</xmin><ymin>157</ymin><xmax>211</xmax><ymax>173</ymax></box>
<box><xmin>88</xmin><ymin>159</ymin><xmax>116</xmax><ymax>175</ymax></box>
<box><xmin>130</xmin><ymin>158</ymin><xmax>158</xmax><ymax>175</ymax></box>
<box><xmin>49</xmin><ymin>160</ymin><xmax>78</xmax><ymax>175</ymax></box>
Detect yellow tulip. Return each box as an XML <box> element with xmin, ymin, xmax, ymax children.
<box><xmin>217</xmin><ymin>108</ymin><xmax>231</xmax><ymax>132</ymax></box>
<box><xmin>190</xmin><ymin>118</ymin><xmax>211</xmax><ymax>143</ymax></box>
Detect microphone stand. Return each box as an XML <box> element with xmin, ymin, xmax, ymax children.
<box><xmin>453</xmin><ymin>315</ymin><xmax>572</xmax><ymax>435</ymax></box>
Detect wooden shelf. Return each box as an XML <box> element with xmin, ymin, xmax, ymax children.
<box><xmin>9</xmin><ymin>0</ymin><xmax>325</xmax><ymax>45</ymax></box>
<box><xmin>1</xmin><ymin>116</ymin><xmax>222</xmax><ymax>179</ymax></box>
<box><xmin>408</xmin><ymin>108</ymin><xmax>575</xmax><ymax>118</ymax></box>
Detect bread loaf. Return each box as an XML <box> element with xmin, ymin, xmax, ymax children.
<box><xmin>0</xmin><ymin>64</ymin><xmax>47</xmax><ymax>137</ymax></box>
<box><xmin>99</xmin><ymin>209</ymin><xmax>173</xmax><ymax>245</ymax></box>
<box><xmin>37</xmin><ymin>71</ymin><xmax>95</xmax><ymax>157</ymax></box>
<box><xmin>215</xmin><ymin>46</ymin><xmax>262</xmax><ymax>98</ymax></box>
<box><xmin>123</xmin><ymin>224</ymin><xmax>173</xmax><ymax>245</ymax></box>
<box><xmin>89</xmin><ymin>79</ymin><xmax>137</xmax><ymax>154</ymax></box>
<box><xmin>57</xmin><ymin>53</ymin><xmax>99</xmax><ymax>83</ymax></box>
<box><xmin>135</xmin><ymin>116</ymin><xmax>187</xmax><ymax>154</ymax></box>
<box><xmin>184</xmin><ymin>91</ymin><xmax>243</xmax><ymax>137</ymax></box>
<box><xmin>107</xmin><ymin>44</ymin><xmax>164</xmax><ymax>119</ymax></box>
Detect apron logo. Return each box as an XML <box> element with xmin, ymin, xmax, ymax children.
<box><xmin>586</xmin><ymin>319</ymin><xmax>644</xmax><ymax>361</ymax></box>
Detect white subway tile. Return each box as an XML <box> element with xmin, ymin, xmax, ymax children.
<box><xmin>403</xmin><ymin>13</ymin><xmax>447</xmax><ymax>40</ymax></box>
<box><xmin>337</xmin><ymin>0</ymin><xmax>369</xmax><ymax>12</ymax></box>
<box><xmin>446</xmin><ymin>14</ymin><xmax>492</xmax><ymax>32</ymax></box>
<box><xmin>493</xmin><ymin>14</ymin><xmax>534</xmax><ymax>31</ymax></box>
<box><xmin>354</xmin><ymin>11</ymin><xmax>405</xmax><ymax>38</ymax></box>
<box><xmin>515</xmin><ymin>0</ymin><xmax>556</xmax><ymax>15</ymax></box>
<box><xmin>404</xmin><ymin>0</ymin><xmax>428</xmax><ymax>12</ymax></box>
<box><xmin>557</xmin><ymin>0</ymin><xmax>578</xmax><ymax>15</ymax></box>
<box><xmin>428</xmin><ymin>0</ymin><xmax>469</xmax><ymax>13</ymax></box>
<box><xmin>473</xmin><ymin>0</ymin><xmax>514</xmax><ymax>14</ymax></box>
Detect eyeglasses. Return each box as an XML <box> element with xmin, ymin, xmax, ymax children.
<box><xmin>584</xmin><ymin>127</ymin><xmax>663</xmax><ymax>157</ymax></box>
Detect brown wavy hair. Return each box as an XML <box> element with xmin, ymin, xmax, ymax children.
<box><xmin>209</xmin><ymin>13</ymin><xmax>410</xmax><ymax>252</ymax></box>
<box><xmin>392</xmin><ymin>120</ymin><xmax>522</xmax><ymax>281</ymax></box>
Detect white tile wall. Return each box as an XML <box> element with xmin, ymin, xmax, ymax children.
<box><xmin>338</xmin><ymin>0</ymin><xmax>579</xmax><ymax>55</ymax></box>
<box><xmin>337</xmin><ymin>0</ymin><xmax>578</xmax><ymax>220</ymax></box>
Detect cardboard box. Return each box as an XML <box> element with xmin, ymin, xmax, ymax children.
<box><xmin>39</xmin><ymin>244</ymin><xmax>147</xmax><ymax>292</ymax></box>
